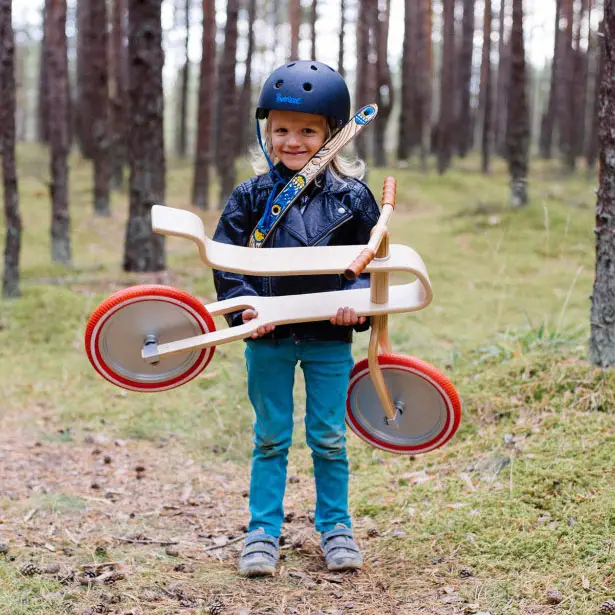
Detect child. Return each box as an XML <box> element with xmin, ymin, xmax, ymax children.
<box><xmin>212</xmin><ymin>60</ymin><xmax>380</xmax><ymax>577</ymax></box>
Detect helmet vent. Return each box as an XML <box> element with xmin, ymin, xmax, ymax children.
<box><xmin>302</xmin><ymin>82</ymin><xmax>313</xmax><ymax>92</ymax></box>
<box><xmin>274</xmin><ymin>80</ymin><xmax>284</xmax><ymax>89</ymax></box>
<box><xmin>310</xmin><ymin>64</ymin><xmax>318</xmax><ymax>70</ymax></box>
<box><xmin>287</xmin><ymin>62</ymin><xmax>296</xmax><ymax>67</ymax></box>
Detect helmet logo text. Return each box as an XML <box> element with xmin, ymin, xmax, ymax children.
<box><xmin>276</xmin><ymin>94</ymin><xmax>303</xmax><ymax>105</ymax></box>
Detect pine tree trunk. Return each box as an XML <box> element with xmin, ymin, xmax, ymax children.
<box><xmin>417</xmin><ymin>0</ymin><xmax>432</xmax><ymax>169</ymax></box>
<box><xmin>506</xmin><ymin>0</ymin><xmax>529</xmax><ymax>207</ymax></box>
<box><xmin>559</xmin><ymin>0</ymin><xmax>575</xmax><ymax>170</ymax></box>
<box><xmin>373</xmin><ymin>0</ymin><xmax>392</xmax><ymax>167</ymax></box>
<box><xmin>589</xmin><ymin>3</ymin><xmax>615</xmax><ymax>367</ymax></box>
<box><xmin>310</xmin><ymin>0</ymin><xmax>317</xmax><ymax>60</ymax></box>
<box><xmin>1</xmin><ymin>0</ymin><xmax>22</xmax><ymax>298</ymax></box>
<box><xmin>176</xmin><ymin>0</ymin><xmax>190</xmax><ymax>158</ymax></box>
<box><xmin>48</xmin><ymin>0</ymin><xmax>71</xmax><ymax>265</ymax></box>
<box><xmin>76</xmin><ymin>0</ymin><xmax>95</xmax><ymax>159</ymax></box>
<box><xmin>123</xmin><ymin>0</ymin><xmax>165</xmax><ymax>272</ymax></box>
<box><xmin>397</xmin><ymin>0</ymin><xmax>413</xmax><ymax>161</ymax></box>
<box><xmin>355</xmin><ymin>0</ymin><xmax>372</xmax><ymax>162</ymax></box>
<box><xmin>237</xmin><ymin>0</ymin><xmax>256</xmax><ymax>157</ymax></box>
<box><xmin>192</xmin><ymin>0</ymin><xmax>216</xmax><ymax>209</ymax></box>
<box><xmin>37</xmin><ymin>0</ymin><xmax>51</xmax><ymax>144</ymax></box>
<box><xmin>571</xmin><ymin>0</ymin><xmax>588</xmax><ymax>159</ymax></box>
<box><xmin>494</xmin><ymin>0</ymin><xmax>509</xmax><ymax>156</ymax></box>
<box><xmin>480</xmin><ymin>0</ymin><xmax>492</xmax><ymax>173</ymax></box>
<box><xmin>437</xmin><ymin>0</ymin><xmax>455</xmax><ymax>174</ymax></box>
<box><xmin>110</xmin><ymin>0</ymin><xmax>128</xmax><ymax>189</ymax></box>
<box><xmin>338</xmin><ymin>0</ymin><xmax>345</xmax><ymax>77</ymax></box>
<box><xmin>539</xmin><ymin>0</ymin><xmax>561</xmax><ymax>159</ymax></box>
<box><xmin>216</xmin><ymin>0</ymin><xmax>239</xmax><ymax>209</ymax></box>
<box><xmin>586</xmin><ymin>19</ymin><xmax>604</xmax><ymax>171</ymax></box>
<box><xmin>91</xmin><ymin>0</ymin><xmax>110</xmax><ymax>216</ymax></box>
<box><xmin>289</xmin><ymin>0</ymin><xmax>300</xmax><ymax>60</ymax></box>
<box><xmin>458</xmin><ymin>0</ymin><xmax>475</xmax><ymax>157</ymax></box>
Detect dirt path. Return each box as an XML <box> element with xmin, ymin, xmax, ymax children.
<box><xmin>0</xmin><ymin>428</ymin><xmax>472</xmax><ymax>615</ymax></box>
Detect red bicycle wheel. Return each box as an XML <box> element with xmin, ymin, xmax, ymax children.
<box><xmin>346</xmin><ymin>354</ymin><xmax>461</xmax><ymax>454</ymax></box>
<box><xmin>84</xmin><ymin>285</ymin><xmax>216</xmax><ymax>392</ymax></box>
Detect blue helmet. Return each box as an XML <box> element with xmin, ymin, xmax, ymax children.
<box><xmin>256</xmin><ymin>60</ymin><xmax>351</xmax><ymax>128</ymax></box>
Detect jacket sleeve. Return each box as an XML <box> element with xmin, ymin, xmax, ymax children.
<box><xmin>343</xmin><ymin>182</ymin><xmax>381</xmax><ymax>333</ymax></box>
<box><xmin>212</xmin><ymin>185</ymin><xmax>260</xmax><ymax>328</ymax></box>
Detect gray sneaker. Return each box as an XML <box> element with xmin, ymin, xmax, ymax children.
<box><xmin>321</xmin><ymin>523</ymin><xmax>363</xmax><ymax>572</ymax></box>
<box><xmin>238</xmin><ymin>528</ymin><xmax>279</xmax><ymax>577</ymax></box>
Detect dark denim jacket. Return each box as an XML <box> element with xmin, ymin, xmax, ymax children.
<box><xmin>212</xmin><ymin>165</ymin><xmax>380</xmax><ymax>342</ymax></box>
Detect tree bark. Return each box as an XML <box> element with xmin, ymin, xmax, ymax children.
<box><xmin>289</xmin><ymin>0</ymin><xmax>300</xmax><ymax>60</ymax></box>
<box><xmin>192</xmin><ymin>0</ymin><xmax>216</xmax><ymax>209</ymax></box>
<box><xmin>397</xmin><ymin>0</ymin><xmax>414</xmax><ymax>161</ymax></box>
<box><xmin>539</xmin><ymin>0</ymin><xmax>561</xmax><ymax>159</ymax></box>
<box><xmin>457</xmin><ymin>0</ymin><xmax>475</xmax><ymax>157</ymax></box>
<box><xmin>176</xmin><ymin>0</ymin><xmax>190</xmax><ymax>158</ymax></box>
<box><xmin>110</xmin><ymin>0</ymin><xmax>128</xmax><ymax>189</ymax></box>
<box><xmin>494</xmin><ymin>0</ymin><xmax>509</xmax><ymax>156</ymax></box>
<box><xmin>587</xmin><ymin>19</ymin><xmax>605</xmax><ymax>171</ymax></box>
<box><xmin>479</xmin><ymin>0</ymin><xmax>492</xmax><ymax>173</ymax></box>
<box><xmin>589</xmin><ymin>3</ymin><xmax>615</xmax><ymax>366</ymax></box>
<box><xmin>76</xmin><ymin>0</ymin><xmax>95</xmax><ymax>158</ymax></box>
<box><xmin>417</xmin><ymin>0</ymin><xmax>432</xmax><ymax>169</ymax></box>
<box><xmin>1</xmin><ymin>0</ymin><xmax>22</xmax><ymax>298</ymax></box>
<box><xmin>237</xmin><ymin>0</ymin><xmax>256</xmax><ymax>157</ymax></box>
<box><xmin>215</xmin><ymin>0</ymin><xmax>239</xmax><ymax>208</ymax></box>
<box><xmin>506</xmin><ymin>0</ymin><xmax>529</xmax><ymax>207</ymax></box>
<box><xmin>338</xmin><ymin>0</ymin><xmax>345</xmax><ymax>77</ymax></box>
<box><xmin>310</xmin><ymin>0</ymin><xmax>317</xmax><ymax>60</ymax></box>
<box><xmin>373</xmin><ymin>0</ymin><xmax>392</xmax><ymax>167</ymax></box>
<box><xmin>436</xmin><ymin>0</ymin><xmax>455</xmax><ymax>174</ymax></box>
<box><xmin>91</xmin><ymin>0</ymin><xmax>110</xmax><ymax>216</ymax></box>
<box><xmin>48</xmin><ymin>0</ymin><xmax>71</xmax><ymax>265</ymax></box>
<box><xmin>37</xmin><ymin>0</ymin><xmax>51</xmax><ymax>143</ymax></box>
<box><xmin>123</xmin><ymin>0</ymin><xmax>166</xmax><ymax>272</ymax></box>
<box><xmin>559</xmin><ymin>0</ymin><xmax>575</xmax><ymax>170</ymax></box>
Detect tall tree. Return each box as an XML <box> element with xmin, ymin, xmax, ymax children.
<box><xmin>558</xmin><ymin>0</ymin><xmax>575</xmax><ymax>170</ymax></box>
<box><xmin>506</xmin><ymin>0</ymin><xmax>529</xmax><ymax>207</ymax></box>
<box><xmin>1</xmin><ymin>0</ymin><xmax>22</xmax><ymax>298</ymax></box>
<box><xmin>457</xmin><ymin>0</ymin><xmax>475</xmax><ymax>156</ymax></box>
<box><xmin>123</xmin><ymin>0</ymin><xmax>165</xmax><ymax>272</ymax></box>
<box><xmin>479</xmin><ymin>0</ymin><xmax>493</xmax><ymax>173</ymax></box>
<box><xmin>397</xmin><ymin>0</ymin><xmax>415</xmax><ymax>161</ymax></box>
<box><xmin>338</xmin><ymin>0</ymin><xmax>345</xmax><ymax>77</ymax></box>
<box><xmin>110</xmin><ymin>0</ymin><xmax>128</xmax><ymax>188</ymax></box>
<box><xmin>589</xmin><ymin>2</ymin><xmax>615</xmax><ymax>366</ymax></box>
<box><xmin>539</xmin><ymin>0</ymin><xmax>562</xmax><ymax>159</ymax></box>
<box><xmin>215</xmin><ymin>0</ymin><xmax>239</xmax><ymax>208</ymax></box>
<box><xmin>37</xmin><ymin>0</ymin><xmax>51</xmax><ymax>143</ymax></box>
<box><xmin>176</xmin><ymin>0</ymin><xmax>191</xmax><ymax>158</ymax></box>
<box><xmin>91</xmin><ymin>0</ymin><xmax>110</xmax><ymax>215</ymax></box>
<box><xmin>192</xmin><ymin>0</ymin><xmax>216</xmax><ymax>208</ymax></box>
<box><xmin>289</xmin><ymin>0</ymin><xmax>300</xmax><ymax>60</ymax></box>
<box><xmin>436</xmin><ymin>0</ymin><xmax>455</xmax><ymax>173</ymax></box>
<box><xmin>417</xmin><ymin>0</ymin><xmax>432</xmax><ymax>169</ymax></box>
<box><xmin>494</xmin><ymin>0</ymin><xmax>509</xmax><ymax>155</ymax></box>
<box><xmin>373</xmin><ymin>0</ymin><xmax>393</xmax><ymax>167</ymax></box>
<box><xmin>237</xmin><ymin>0</ymin><xmax>256</xmax><ymax>156</ymax></box>
<box><xmin>310</xmin><ymin>0</ymin><xmax>317</xmax><ymax>59</ymax></box>
<box><xmin>76</xmin><ymin>0</ymin><xmax>95</xmax><ymax>158</ymax></box>
<box><xmin>48</xmin><ymin>0</ymin><xmax>71</xmax><ymax>265</ymax></box>
<box><xmin>586</xmin><ymin>18</ymin><xmax>605</xmax><ymax>170</ymax></box>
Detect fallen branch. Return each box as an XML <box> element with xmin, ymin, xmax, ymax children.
<box><xmin>79</xmin><ymin>561</ymin><xmax>122</xmax><ymax>570</ymax></box>
<box><xmin>112</xmin><ymin>536</ymin><xmax>179</xmax><ymax>546</ymax></box>
<box><xmin>201</xmin><ymin>535</ymin><xmax>244</xmax><ymax>552</ymax></box>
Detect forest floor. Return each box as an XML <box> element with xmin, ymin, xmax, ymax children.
<box><xmin>0</xmin><ymin>148</ymin><xmax>613</xmax><ymax>615</ymax></box>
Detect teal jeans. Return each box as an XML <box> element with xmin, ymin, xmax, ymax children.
<box><xmin>245</xmin><ymin>338</ymin><xmax>355</xmax><ymax>537</ymax></box>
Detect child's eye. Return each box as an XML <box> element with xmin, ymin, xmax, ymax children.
<box><xmin>303</xmin><ymin>128</ymin><xmax>315</xmax><ymax>135</ymax></box>
<box><xmin>274</xmin><ymin>128</ymin><xmax>287</xmax><ymax>134</ymax></box>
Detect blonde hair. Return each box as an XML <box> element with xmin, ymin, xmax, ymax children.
<box><xmin>250</xmin><ymin>117</ymin><xmax>366</xmax><ymax>181</ymax></box>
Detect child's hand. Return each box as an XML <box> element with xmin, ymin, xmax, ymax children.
<box><xmin>330</xmin><ymin>307</ymin><xmax>366</xmax><ymax>327</ymax></box>
<box><xmin>242</xmin><ymin>308</ymin><xmax>276</xmax><ymax>338</ymax></box>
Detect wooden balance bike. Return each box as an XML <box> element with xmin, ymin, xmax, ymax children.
<box><xmin>85</xmin><ymin>177</ymin><xmax>461</xmax><ymax>455</ymax></box>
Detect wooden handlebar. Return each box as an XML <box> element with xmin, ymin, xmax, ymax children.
<box><xmin>344</xmin><ymin>177</ymin><xmax>397</xmax><ymax>280</ymax></box>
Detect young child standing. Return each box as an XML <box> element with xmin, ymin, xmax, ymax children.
<box><xmin>212</xmin><ymin>60</ymin><xmax>380</xmax><ymax>577</ymax></box>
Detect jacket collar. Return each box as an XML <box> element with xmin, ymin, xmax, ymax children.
<box><xmin>255</xmin><ymin>163</ymin><xmax>349</xmax><ymax>195</ymax></box>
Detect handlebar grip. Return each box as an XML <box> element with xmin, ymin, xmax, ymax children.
<box><xmin>344</xmin><ymin>248</ymin><xmax>375</xmax><ymax>281</ymax></box>
<box><xmin>382</xmin><ymin>176</ymin><xmax>396</xmax><ymax>208</ymax></box>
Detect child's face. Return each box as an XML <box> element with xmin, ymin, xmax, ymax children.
<box><xmin>269</xmin><ymin>110</ymin><xmax>327</xmax><ymax>171</ymax></box>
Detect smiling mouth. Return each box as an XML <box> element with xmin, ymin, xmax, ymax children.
<box><xmin>283</xmin><ymin>151</ymin><xmax>308</xmax><ymax>156</ymax></box>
